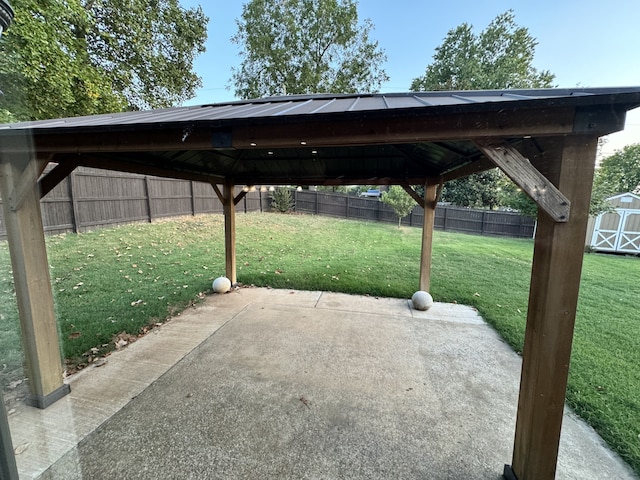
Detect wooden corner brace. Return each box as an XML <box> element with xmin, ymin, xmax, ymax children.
<box><xmin>211</xmin><ymin>183</ymin><xmax>248</xmax><ymax>206</ymax></box>
<box><xmin>7</xmin><ymin>158</ymin><xmax>48</xmax><ymax>211</ymax></box>
<box><xmin>401</xmin><ymin>183</ymin><xmax>425</xmax><ymax>209</ymax></box>
<box><xmin>474</xmin><ymin>140</ymin><xmax>571</xmax><ymax>222</ymax></box>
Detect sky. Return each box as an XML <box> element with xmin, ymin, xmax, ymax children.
<box><xmin>180</xmin><ymin>0</ymin><xmax>640</xmax><ymax>158</ymax></box>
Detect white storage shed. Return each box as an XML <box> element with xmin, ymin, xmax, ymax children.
<box><xmin>589</xmin><ymin>192</ymin><xmax>640</xmax><ymax>254</ymax></box>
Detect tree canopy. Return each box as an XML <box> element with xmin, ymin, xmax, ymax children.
<box><xmin>588</xmin><ymin>143</ymin><xmax>640</xmax><ymax>214</ymax></box>
<box><xmin>441</xmin><ymin>170</ymin><xmax>502</xmax><ymax>210</ymax></box>
<box><xmin>382</xmin><ymin>186</ymin><xmax>416</xmax><ymax>228</ymax></box>
<box><xmin>411</xmin><ymin>10</ymin><xmax>554</xmax><ymax>92</ymax></box>
<box><xmin>594</xmin><ymin>143</ymin><xmax>640</xmax><ymax>196</ymax></box>
<box><xmin>230</xmin><ymin>0</ymin><xmax>388</xmax><ymax>99</ymax></box>
<box><xmin>0</xmin><ymin>0</ymin><xmax>208</xmax><ymax>121</ymax></box>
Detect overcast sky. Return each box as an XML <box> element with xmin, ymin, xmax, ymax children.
<box><xmin>181</xmin><ymin>0</ymin><xmax>640</xmax><ymax>157</ymax></box>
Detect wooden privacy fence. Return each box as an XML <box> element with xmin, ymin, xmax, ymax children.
<box><xmin>293</xmin><ymin>190</ymin><xmax>536</xmax><ymax>239</ymax></box>
<box><xmin>0</xmin><ymin>168</ymin><xmax>535</xmax><ymax>239</ymax></box>
<box><xmin>0</xmin><ymin>167</ymin><xmax>268</xmax><ymax>239</ymax></box>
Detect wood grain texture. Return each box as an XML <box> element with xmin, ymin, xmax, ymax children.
<box><xmin>511</xmin><ymin>135</ymin><xmax>598</xmax><ymax>480</ymax></box>
<box><xmin>475</xmin><ymin>140</ymin><xmax>571</xmax><ymax>222</ymax></box>
<box><xmin>419</xmin><ymin>182</ymin><xmax>438</xmax><ymax>292</ymax></box>
<box><xmin>0</xmin><ymin>143</ymin><xmax>66</xmax><ymax>400</ymax></box>
<box><xmin>223</xmin><ymin>182</ymin><xmax>237</xmax><ymax>284</ymax></box>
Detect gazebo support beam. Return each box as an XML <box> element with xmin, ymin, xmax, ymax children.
<box><xmin>419</xmin><ymin>181</ymin><xmax>438</xmax><ymax>292</ymax></box>
<box><xmin>222</xmin><ymin>182</ymin><xmax>237</xmax><ymax>285</ymax></box>
<box><xmin>0</xmin><ymin>136</ymin><xmax>69</xmax><ymax>409</ymax></box>
<box><xmin>507</xmin><ymin>135</ymin><xmax>598</xmax><ymax>480</ymax></box>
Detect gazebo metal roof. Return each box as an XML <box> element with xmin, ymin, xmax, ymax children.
<box><xmin>1</xmin><ymin>86</ymin><xmax>640</xmax><ymax>480</ymax></box>
<box><xmin>2</xmin><ymin>87</ymin><xmax>639</xmax><ymax>191</ymax></box>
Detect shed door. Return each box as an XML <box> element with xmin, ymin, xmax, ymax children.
<box><xmin>591</xmin><ymin>209</ymin><xmax>640</xmax><ymax>253</ymax></box>
<box><xmin>616</xmin><ymin>210</ymin><xmax>640</xmax><ymax>253</ymax></box>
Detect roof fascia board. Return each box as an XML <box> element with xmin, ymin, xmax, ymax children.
<box><xmin>573</xmin><ymin>105</ymin><xmax>628</xmax><ymax>135</ymax></box>
<box><xmin>0</xmin><ymin>106</ymin><xmax>578</xmax><ymax>154</ymax></box>
<box><xmin>231</xmin><ymin>107</ymin><xmax>577</xmax><ymax>149</ymax></box>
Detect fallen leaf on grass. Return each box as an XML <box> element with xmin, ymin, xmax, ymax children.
<box><xmin>69</xmin><ymin>331</ymin><xmax>82</xmax><ymax>339</ymax></box>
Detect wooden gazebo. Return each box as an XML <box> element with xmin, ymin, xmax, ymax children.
<box><xmin>1</xmin><ymin>87</ymin><xmax>639</xmax><ymax>479</ymax></box>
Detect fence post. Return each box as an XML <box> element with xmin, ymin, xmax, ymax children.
<box><xmin>144</xmin><ymin>176</ymin><xmax>152</xmax><ymax>222</ymax></box>
<box><xmin>190</xmin><ymin>181</ymin><xmax>196</xmax><ymax>216</ymax></box>
<box><xmin>442</xmin><ymin>206</ymin><xmax>448</xmax><ymax>231</ymax></box>
<box><xmin>67</xmin><ymin>172</ymin><xmax>79</xmax><ymax>233</ymax></box>
<box><xmin>346</xmin><ymin>194</ymin><xmax>349</xmax><ymax>219</ymax></box>
<box><xmin>481</xmin><ymin>210</ymin><xmax>486</xmax><ymax>235</ymax></box>
<box><xmin>315</xmin><ymin>191</ymin><xmax>319</xmax><ymax>214</ymax></box>
<box><xmin>69</xmin><ymin>171</ymin><xmax>81</xmax><ymax>233</ymax></box>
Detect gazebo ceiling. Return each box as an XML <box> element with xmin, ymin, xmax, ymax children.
<box><xmin>2</xmin><ymin>87</ymin><xmax>640</xmax><ymax>190</ymax></box>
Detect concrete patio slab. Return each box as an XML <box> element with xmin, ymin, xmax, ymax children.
<box><xmin>6</xmin><ymin>288</ymin><xmax>637</xmax><ymax>480</ymax></box>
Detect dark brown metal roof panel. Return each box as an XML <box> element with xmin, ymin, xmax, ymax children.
<box><xmin>2</xmin><ymin>87</ymin><xmax>640</xmax><ymax>133</ymax></box>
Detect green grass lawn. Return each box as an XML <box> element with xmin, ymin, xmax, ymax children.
<box><xmin>0</xmin><ymin>212</ymin><xmax>638</xmax><ymax>473</ymax></box>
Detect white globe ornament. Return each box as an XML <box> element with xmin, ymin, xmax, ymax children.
<box><xmin>212</xmin><ymin>276</ymin><xmax>231</xmax><ymax>294</ymax></box>
<box><xmin>412</xmin><ymin>291</ymin><xmax>433</xmax><ymax>311</ymax></box>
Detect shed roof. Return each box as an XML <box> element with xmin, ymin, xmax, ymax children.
<box><xmin>2</xmin><ymin>87</ymin><xmax>640</xmax><ymax>189</ymax></box>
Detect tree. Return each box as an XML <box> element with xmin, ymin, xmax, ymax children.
<box><xmin>82</xmin><ymin>0</ymin><xmax>207</xmax><ymax>110</ymax></box>
<box><xmin>410</xmin><ymin>10</ymin><xmax>555</xmax><ymax>211</ymax></box>
<box><xmin>231</xmin><ymin>0</ymin><xmax>388</xmax><ymax>99</ymax></box>
<box><xmin>382</xmin><ymin>186</ymin><xmax>416</xmax><ymax>228</ymax></box>
<box><xmin>270</xmin><ymin>187</ymin><xmax>295</xmax><ymax>212</ymax></box>
<box><xmin>410</xmin><ymin>10</ymin><xmax>554</xmax><ymax>92</ymax></box>
<box><xmin>593</xmin><ymin>143</ymin><xmax>640</xmax><ymax>196</ymax></box>
<box><xmin>440</xmin><ymin>169</ymin><xmax>501</xmax><ymax>209</ymax></box>
<box><xmin>0</xmin><ymin>0</ymin><xmax>207</xmax><ymax>121</ymax></box>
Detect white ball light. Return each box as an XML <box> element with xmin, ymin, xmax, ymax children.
<box><xmin>412</xmin><ymin>291</ymin><xmax>433</xmax><ymax>311</ymax></box>
<box><xmin>212</xmin><ymin>277</ymin><xmax>231</xmax><ymax>294</ymax></box>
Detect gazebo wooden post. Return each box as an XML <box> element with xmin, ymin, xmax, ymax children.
<box><xmin>419</xmin><ymin>180</ymin><xmax>438</xmax><ymax>292</ymax></box>
<box><xmin>0</xmin><ymin>135</ymin><xmax>70</xmax><ymax>409</ymax></box>
<box><xmin>506</xmin><ymin>135</ymin><xmax>598</xmax><ymax>480</ymax></box>
<box><xmin>222</xmin><ymin>181</ymin><xmax>237</xmax><ymax>285</ymax></box>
